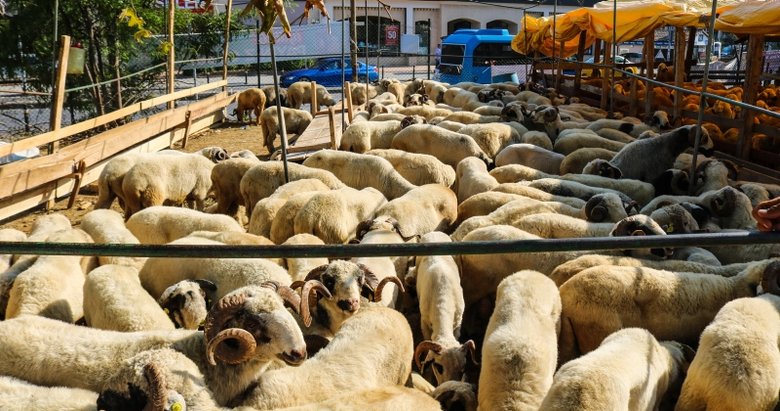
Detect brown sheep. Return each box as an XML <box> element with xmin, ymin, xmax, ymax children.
<box><xmin>287</xmin><ymin>81</ymin><xmax>336</xmax><ymax>110</ymax></box>
<box><xmin>235</xmin><ymin>88</ymin><xmax>267</xmax><ymax>125</ymax></box>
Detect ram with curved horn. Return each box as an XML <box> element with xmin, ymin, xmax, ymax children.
<box><xmin>414</xmin><ymin>339</ymin><xmax>478</xmax><ymax>387</ymax></box>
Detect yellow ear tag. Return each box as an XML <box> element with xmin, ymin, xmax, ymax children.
<box><xmin>163</xmin><ymin>308</ymin><xmax>170</xmax><ymax>314</ymax></box>
<box><xmin>665</xmin><ymin>223</ymin><xmax>674</xmax><ymax>233</ymax></box>
<box><xmin>171</xmin><ymin>402</ymin><xmax>183</xmax><ymax>411</ymax></box>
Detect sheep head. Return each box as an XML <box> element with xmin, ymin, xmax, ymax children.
<box><xmin>761</xmin><ymin>260</ymin><xmax>780</xmax><ymax>296</ymax></box>
<box><xmin>203</xmin><ymin>284</ymin><xmax>307</xmax><ymax>367</ymax></box>
<box><xmin>400</xmin><ymin>115</ymin><xmax>427</xmax><ymax>129</ymax></box>
<box><xmin>651</xmin><ymin>110</ymin><xmax>671</xmax><ymax>129</ymax></box>
<box><xmin>159</xmin><ymin>279</ymin><xmax>217</xmax><ymax>330</ymax></box>
<box><xmin>500</xmin><ymin>102</ymin><xmax>525</xmax><ymax>123</ymax></box>
<box><xmin>415</xmin><ymin>340</ymin><xmax>478</xmax><ymax>386</ymax></box>
<box><xmin>97</xmin><ymin>354</ymin><xmax>189</xmax><ymax>411</ymax></box>
<box><xmin>652</xmin><ymin>169</ymin><xmax>690</xmax><ymax>196</ymax></box>
<box><xmin>649</xmin><ymin>204</ymin><xmax>700</xmax><ymax>234</ymax></box>
<box><xmin>704</xmin><ymin>186</ymin><xmax>756</xmax><ymax>229</ymax></box>
<box><xmin>432</xmin><ymin>381</ymin><xmax>478</xmax><ymax>411</ymax></box>
<box><xmin>355</xmin><ymin>216</ymin><xmax>416</xmax><ymax>242</ymax></box>
<box><xmin>681</xmin><ymin>125</ymin><xmax>715</xmax><ymax>156</ymax></box>
<box><xmin>583</xmin><ymin>158</ymin><xmax>622</xmax><ymax>180</ymax></box>
<box><xmin>610</xmin><ymin>214</ymin><xmax>672</xmax><ymax>259</ymax></box>
<box><xmin>584</xmin><ymin>193</ymin><xmax>635</xmax><ymax>223</ymax></box>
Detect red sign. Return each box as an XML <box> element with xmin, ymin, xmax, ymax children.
<box><xmin>385</xmin><ymin>25</ymin><xmax>400</xmax><ymax>46</ymax></box>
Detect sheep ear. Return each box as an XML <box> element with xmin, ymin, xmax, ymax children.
<box><xmin>194</xmin><ymin>279</ymin><xmax>218</xmax><ymax>293</ymax></box>
<box><xmin>356</xmin><ymin>263</ymin><xmax>380</xmax><ymax>297</ymax></box>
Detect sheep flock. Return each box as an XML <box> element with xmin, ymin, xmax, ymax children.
<box><xmin>1</xmin><ymin>77</ymin><xmax>780</xmax><ymax>411</ymax></box>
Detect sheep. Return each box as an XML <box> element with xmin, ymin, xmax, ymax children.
<box><xmin>339</xmin><ymin>119</ymin><xmax>402</xmax><ymax>153</ymax></box>
<box><xmin>83</xmin><ymin>264</ymin><xmax>175</xmax><ymax>332</ymax></box>
<box><xmin>294</xmin><ymin>186</ymin><xmax>387</xmax><ymax>244</ymax></box>
<box><xmin>557</xmin><ymin>259</ymin><xmax>779</xmax><ymax>363</ymax></box>
<box><xmin>585</xmin><ymin>114</ymin><xmax>661</xmax><ymax>138</ymax></box>
<box><xmin>559</xmin><ymin>173</ymin><xmax>655</xmax><ymax>206</ymax></box>
<box><xmin>552</xmin><ymin>132</ymin><xmax>627</xmax><ymax>155</ymax></box>
<box><xmin>434</xmin><ymin>120</ymin><xmax>468</xmax><ymax>132</ymax></box>
<box><xmin>642</xmin><ymin>186</ymin><xmax>756</xmax><ymax>231</ymax></box>
<box><xmin>261</xmin><ymin>84</ymin><xmax>288</xmax><ymax>107</ymax></box>
<box><xmin>396</xmin><ymin>105</ymin><xmax>454</xmax><ymax>121</ymax></box>
<box><xmin>479</xmin><ymin>271</ymin><xmax>562</xmax><ymax>411</ymax></box>
<box><xmin>512</xmin><ymin>213</ymin><xmax>621</xmax><ymax>239</ymax></box>
<box><xmin>121</xmin><ymin>152</ymin><xmax>215</xmax><ymax>218</ymax></box>
<box><xmin>139</xmin><ymin>236</ymin><xmax>291</xmax><ymax>300</ymax></box>
<box><xmin>489</xmin><ymin>164</ymin><xmax>552</xmax><ymax>183</ymax></box>
<box><xmin>541</xmin><ymin>328</ymin><xmax>693</xmax><ymax>411</ymax></box>
<box><xmin>240</xmin><ymin>161</ymin><xmax>345</xmax><ymax>217</ymax></box>
<box><xmin>373</xmin><ymin>183</ymin><xmax>458</xmax><ymax>238</ymax></box>
<box><xmin>240</xmin><ymin>305</ymin><xmax>413</xmax><ymax>409</ymax></box>
<box><xmin>457</xmin><ymin>123</ymin><xmax>522</xmax><ymax>158</ymax></box>
<box><xmin>282</xmin><ymin>234</ymin><xmax>330</xmax><ymax>282</ymax></box>
<box><xmin>559</xmin><ymin>147</ymin><xmax>616</xmax><ymax>174</ymax></box>
<box><xmin>443</xmin><ymin>111</ymin><xmax>500</xmax><ymax>124</ymax></box>
<box><xmin>0</xmin><ymin>228</ymin><xmax>26</xmax><ymax>271</ymax></box>
<box><xmin>210</xmin><ymin>157</ymin><xmax>261</xmax><ymax>219</ymax></box>
<box><xmin>522</xmin><ymin>178</ymin><xmax>635</xmax><ymax>205</ymax></box>
<box><xmin>286</xmin><ymin>81</ymin><xmax>336</xmax><ymax>109</ymax></box>
<box><xmin>676</xmin><ymin>284</ymin><xmax>780</xmax><ymax>411</ymax></box>
<box><xmin>457</xmin><ymin>156</ymin><xmax>500</xmax><ymax>203</ymax></box>
<box><xmin>79</xmin><ymin>209</ymin><xmax>145</xmax><ymax>268</ymax></box>
<box><xmin>246</xmin><ymin>179</ymin><xmax>331</xmax><ymax>239</ymax></box>
<box><xmin>409</xmin><ymin>231</ymin><xmax>476</xmax><ymax>387</ymax></box>
<box><xmin>157</xmin><ymin>279</ymin><xmax>217</xmax><ymax>330</ymax></box>
<box><xmin>495</xmin><ymin>144</ymin><xmax>565</xmax><ymax>174</ymax></box>
<box><xmin>0</xmin><ymin>284</ymin><xmax>309</xmax><ymax>406</ymax></box>
<box><xmin>492</xmin><ymin>183</ymin><xmax>587</xmax><ymax>208</ymax></box>
<box><xmin>351</xmin><ymin>217</ymin><xmax>407</xmax><ymax>308</ymax></box>
<box><xmin>594</xmin><ymin>127</ymin><xmax>636</xmax><ymax>143</ymax></box>
<box><xmin>303</xmin><ymin>150</ymin><xmax>416</xmax><ymax>200</ymax></box>
<box><xmin>559</xmin><ymin>102</ymin><xmax>608</xmax><ymax>121</ymax></box>
<box><xmin>0</xmin><ymin>376</ymin><xmax>98</xmax><ymax>411</ymax></box>
<box><xmin>260</xmin><ymin>106</ymin><xmax>314</xmax><ymax>153</ymax></box>
<box><xmin>404</xmin><ymin>93</ymin><xmax>432</xmax><ymax>107</ymax></box>
<box><xmin>691</xmin><ymin>158</ymin><xmax>735</xmax><ymax>195</ymax></box>
<box><xmin>366</xmin><ymin>148</ymin><xmax>457</xmax><ymax>188</ymax></box>
<box><xmin>590</xmin><ymin>125</ymin><xmax>715</xmax><ymax>185</ymax></box>
<box><xmin>370</xmin><ymin>112</ymin><xmax>408</xmax><ymax>122</ymax></box>
<box><xmin>456</xmin><ymin>191</ymin><xmax>529</xmax><ymax>223</ymax></box>
<box><xmin>270</xmin><ymin>191</ymin><xmax>326</xmax><ymax>244</ymax></box>
<box><xmin>519</xmin><ymin>130</ymin><xmax>553</xmax><ymax>150</ymax></box>
<box><xmin>5</xmin><ymin>228</ymin><xmax>94</xmax><ymax>323</ymax></box>
<box><xmin>473</xmin><ymin>105</ymin><xmax>504</xmax><ymax>116</ymax></box>
<box><xmin>235</xmin><ymin>87</ymin><xmax>267</xmax><ymax>125</ymax></box>
<box><xmin>126</xmin><ymin>206</ymin><xmax>244</xmax><ymax>245</ymax></box>
<box><xmin>349</xmin><ymin>82</ymin><xmax>379</xmax><ymax>105</ymax></box>
<box><xmin>459</xmin><ymin>216</ymin><xmax>672</xmax><ymax>305</ymax></box>
<box><xmin>433</xmin><ymin>381</ymin><xmax>478</xmax><ymax>411</ymax></box>
<box><xmin>392</xmin><ymin>124</ymin><xmax>492</xmax><ymax>169</ymax></box>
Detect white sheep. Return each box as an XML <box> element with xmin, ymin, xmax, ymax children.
<box><xmin>434</xmin><ymin>119</ymin><xmax>468</xmax><ymax>132</ymax></box>
<box><xmin>6</xmin><ymin>228</ymin><xmax>94</xmax><ymax>323</ymax></box>
<box><xmin>559</xmin><ymin>172</ymin><xmax>654</xmax><ymax>206</ymax></box>
<box><xmin>558</xmin><ymin>147</ymin><xmax>616</xmax><ymax>174</ymax></box>
<box><xmin>303</xmin><ymin>150</ymin><xmax>416</xmax><ymax>200</ymax></box>
<box><xmin>0</xmin><ymin>228</ymin><xmax>26</xmax><ymax>272</ymax></box>
<box><xmin>676</xmin><ymin>279</ymin><xmax>780</xmax><ymax>411</ymax></box>
<box><xmin>366</xmin><ymin>149</ymin><xmax>456</xmax><ymax>187</ymax></box>
<box><xmin>396</xmin><ymin>105</ymin><xmax>453</xmax><ymax>121</ymax></box>
<box><xmin>456</xmin><ymin>156</ymin><xmax>499</xmax><ymax>203</ymax></box>
<box><xmin>489</xmin><ymin>163</ymin><xmax>552</xmax><ymax>183</ymax></box>
<box><xmin>0</xmin><ymin>376</ymin><xmax>98</xmax><ymax>411</ymax></box>
<box><xmin>247</xmin><ymin>178</ymin><xmax>332</xmax><ymax>237</ymax></box>
<box><xmin>83</xmin><ymin>264</ymin><xmax>175</xmax><ymax>332</ymax></box>
<box><xmin>541</xmin><ymin>328</ymin><xmax>693</xmax><ymax>411</ymax></box>
<box><xmin>294</xmin><ymin>186</ymin><xmax>387</xmax><ymax>244</ymax></box>
<box><xmin>557</xmin><ymin>259</ymin><xmax>778</xmax><ymax>363</ymax></box>
<box><xmin>352</xmin><ymin>217</ymin><xmax>407</xmax><ymax>308</ymax></box>
<box><xmin>457</xmin><ymin>123</ymin><xmax>522</xmax><ymax>158</ymax></box>
<box><xmin>241</xmin><ymin>305</ymin><xmax>413</xmax><ymax>410</ymax></box>
<box><xmin>518</xmin><ymin>130</ymin><xmax>553</xmax><ymax>150</ymax></box>
<box><xmin>373</xmin><ymin>183</ymin><xmax>457</xmax><ymax>238</ymax></box>
<box><xmin>121</xmin><ymin>152</ymin><xmax>215</xmax><ymax>218</ymax></box>
<box><xmin>552</xmin><ymin>131</ymin><xmax>626</xmax><ymax>155</ymax></box>
<box><xmin>79</xmin><ymin>209</ymin><xmax>144</xmax><ymax>268</ymax></box>
<box><xmin>0</xmin><ymin>284</ymin><xmax>308</xmax><ymax>406</ymax></box>
<box><xmin>339</xmin><ymin>119</ymin><xmax>402</xmax><ymax>153</ymax></box>
<box><xmin>479</xmin><ymin>270</ymin><xmax>561</xmax><ymax>411</ymax></box>
<box><xmin>281</xmin><ymin>233</ymin><xmax>330</xmax><ymax>282</ymax></box>
<box><xmin>491</xmin><ymin>183</ymin><xmax>586</xmax><ymax>209</ymax></box>
<box><xmin>260</xmin><ymin>106</ymin><xmax>314</xmax><ymax>153</ymax></box>
<box><xmin>138</xmin><ymin>236</ymin><xmax>291</xmax><ymax>300</ymax></box>
<box><xmin>494</xmin><ymin>143</ymin><xmax>565</xmax><ymax>174</ymax></box>
<box><xmin>210</xmin><ymin>157</ymin><xmax>261</xmax><ymax>219</ymax></box>
<box><xmin>392</xmin><ymin>124</ymin><xmax>492</xmax><ymax>169</ymax></box>
<box><xmin>157</xmin><ymin>279</ymin><xmax>217</xmax><ymax>330</ymax></box>
<box><xmin>240</xmin><ymin>161</ymin><xmax>345</xmax><ymax>217</ymax></box>
<box><xmin>126</xmin><ymin>206</ymin><xmax>244</xmax><ymax>245</ymax></box>
<box><xmin>269</xmin><ymin>190</ymin><xmax>326</xmax><ymax>244</ymax></box>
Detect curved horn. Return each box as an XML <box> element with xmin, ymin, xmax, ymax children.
<box><xmin>357</xmin><ymin>263</ymin><xmax>380</xmax><ymax>299</ymax></box>
<box><xmin>761</xmin><ymin>260</ymin><xmax>780</xmax><ymax>296</ymax></box>
<box><xmin>710</xmin><ymin>187</ymin><xmax>736</xmax><ymax>217</ymax></box>
<box><xmin>463</xmin><ymin>340</ymin><xmax>479</xmax><ymax>365</ymax></box>
<box><xmin>206</xmin><ymin>328</ymin><xmax>257</xmax><ymax>366</ymax></box>
<box><xmin>203</xmin><ymin>293</ymin><xmax>248</xmax><ymax>343</ymax></box>
<box><xmin>142</xmin><ymin>362</ymin><xmax>167</xmax><ymax>411</ymax></box>
<box><xmin>300</xmin><ymin>279</ymin><xmax>332</xmax><ymax>327</ymax></box>
<box><xmin>354</xmin><ymin>219</ymin><xmax>374</xmax><ymax>241</ymax></box>
<box><xmin>262</xmin><ymin>281</ymin><xmax>302</xmax><ymax>315</ymax></box>
<box><xmin>584</xmin><ymin>196</ymin><xmax>608</xmax><ymax>222</ymax></box>
<box><xmin>414</xmin><ymin>340</ymin><xmax>443</xmax><ymax>370</ymax></box>
<box><xmin>372</xmin><ymin>276</ymin><xmax>405</xmax><ymax>302</ymax></box>
<box><xmin>303</xmin><ymin>264</ymin><xmax>330</xmax><ymax>282</ymax></box>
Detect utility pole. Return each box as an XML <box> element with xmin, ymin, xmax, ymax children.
<box><xmin>350</xmin><ymin>0</ymin><xmax>358</xmax><ymax>82</ymax></box>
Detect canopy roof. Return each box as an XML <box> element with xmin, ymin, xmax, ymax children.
<box><xmin>512</xmin><ymin>0</ymin><xmax>780</xmax><ymax>57</ymax></box>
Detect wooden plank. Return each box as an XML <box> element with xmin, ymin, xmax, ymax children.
<box><xmin>167</xmin><ymin>0</ymin><xmax>175</xmax><ymax>110</ymax></box>
<box><xmin>555</xmin><ymin>40</ymin><xmax>564</xmax><ymax>91</ymax></box>
<box><xmin>180</xmin><ymin>111</ymin><xmax>194</xmax><ymax>149</ymax></box>
<box><xmin>0</xmin><ymin>80</ymin><xmax>227</xmax><ymax>159</ymax></box>
<box><xmin>685</xmin><ymin>27</ymin><xmax>697</xmax><ymax>74</ymax></box>
<box><xmin>574</xmin><ymin>31</ymin><xmax>586</xmax><ymax>92</ymax></box>
<box><xmin>644</xmin><ymin>33</ymin><xmax>655</xmax><ymax>118</ymax></box>
<box><xmin>345</xmin><ymin>81</ymin><xmax>354</xmax><ymax>123</ymax></box>
<box><xmin>629</xmin><ymin>77</ymin><xmax>638</xmax><ymax>117</ymax></box>
<box><xmin>310</xmin><ymin>81</ymin><xmax>318</xmax><ymax>117</ymax></box>
<box><xmin>673</xmin><ymin>27</ymin><xmax>687</xmax><ymax>123</ymax></box>
<box><xmin>328</xmin><ymin>106</ymin><xmax>337</xmax><ymax>149</ymax></box>
<box><xmin>222</xmin><ymin>0</ymin><xmax>233</xmax><ymax>94</ymax></box>
<box><xmin>738</xmin><ymin>34</ymin><xmax>765</xmax><ymax>160</ymax></box>
<box><xmin>600</xmin><ymin>42</ymin><xmax>611</xmax><ymax>110</ymax></box>
<box><xmin>49</xmin><ymin>35</ymin><xmax>71</xmax><ymax>156</ymax></box>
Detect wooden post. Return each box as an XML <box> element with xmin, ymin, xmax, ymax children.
<box><xmin>629</xmin><ymin>76</ymin><xmax>638</xmax><ymax>117</ymax></box>
<box><xmin>600</xmin><ymin>42</ymin><xmax>611</xmax><ymax>110</ymax></box>
<box><xmin>328</xmin><ymin>106</ymin><xmax>338</xmax><ymax>149</ymax></box>
<box><xmin>593</xmin><ymin>40</ymin><xmax>602</xmax><ymax>69</ymax></box>
<box><xmin>222</xmin><ymin>0</ymin><xmax>234</xmax><ymax>93</ymax></box>
<box><xmin>574</xmin><ymin>31</ymin><xmax>586</xmax><ymax>92</ymax></box>
<box><xmin>555</xmin><ymin>40</ymin><xmax>564</xmax><ymax>90</ymax></box>
<box><xmin>48</xmin><ymin>35</ymin><xmax>70</xmax><ymax>154</ymax></box>
<box><xmin>310</xmin><ymin>81</ymin><xmax>318</xmax><ymax>117</ymax></box>
<box><xmin>167</xmin><ymin>0</ymin><xmax>175</xmax><ymax>110</ymax></box>
<box><xmin>738</xmin><ymin>34</ymin><xmax>765</xmax><ymax>160</ymax></box>
<box><xmin>344</xmin><ymin>81</ymin><xmax>354</xmax><ymax>123</ymax></box>
<box><xmin>644</xmin><ymin>33</ymin><xmax>655</xmax><ymax>118</ymax></box>
<box><xmin>673</xmin><ymin>27</ymin><xmax>687</xmax><ymax>122</ymax></box>
<box><xmin>685</xmin><ymin>27</ymin><xmax>697</xmax><ymax>74</ymax></box>
<box><xmin>180</xmin><ymin>111</ymin><xmax>193</xmax><ymax>149</ymax></box>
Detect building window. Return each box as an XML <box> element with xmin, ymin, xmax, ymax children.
<box><xmin>415</xmin><ymin>20</ymin><xmax>430</xmax><ymax>53</ymax></box>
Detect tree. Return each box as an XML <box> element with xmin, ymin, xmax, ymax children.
<box><xmin>0</xmin><ymin>0</ymin><xmax>244</xmax><ymax>123</ymax></box>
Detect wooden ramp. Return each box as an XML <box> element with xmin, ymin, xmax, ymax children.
<box><xmin>270</xmin><ymin>104</ymin><xmax>344</xmax><ymax>161</ymax></box>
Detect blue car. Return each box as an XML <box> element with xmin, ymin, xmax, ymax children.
<box><xmin>280</xmin><ymin>58</ymin><xmax>379</xmax><ymax>87</ymax></box>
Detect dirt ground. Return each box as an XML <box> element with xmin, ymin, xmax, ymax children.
<box><xmin>0</xmin><ymin>122</ymin><xmax>269</xmax><ymax>232</ymax></box>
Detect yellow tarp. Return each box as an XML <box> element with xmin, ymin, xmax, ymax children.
<box><xmin>513</xmin><ymin>0</ymin><xmax>780</xmax><ymax>57</ymax></box>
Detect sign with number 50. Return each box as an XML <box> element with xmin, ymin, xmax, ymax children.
<box><xmin>385</xmin><ymin>25</ymin><xmax>399</xmax><ymax>46</ymax></box>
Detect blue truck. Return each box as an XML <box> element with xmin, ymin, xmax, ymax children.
<box><xmin>439</xmin><ymin>28</ymin><xmax>528</xmax><ymax>84</ymax></box>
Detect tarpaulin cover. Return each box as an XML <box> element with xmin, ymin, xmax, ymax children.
<box><xmin>512</xmin><ymin>0</ymin><xmax>780</xmax><ymax>57</ymax></box>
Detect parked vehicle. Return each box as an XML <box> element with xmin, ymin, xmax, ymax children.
<box><xmin>619</xmin><ymin>52</ymin><xmax>644</xmax><ymax>63</ymax></box>
<box><xmin>580</xmin><ymin>55</ymin><xmax>640</xmax><ymax>77</ymax></box>
<box><xmin>280</xmin><ymin>58</ymin><xmax>379</xmax><ymax>87</ymax></box>
<box><xmin>439</xmin><ymin>29</ymin><xmax>528</xmax><ymax>84</ymax></box>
